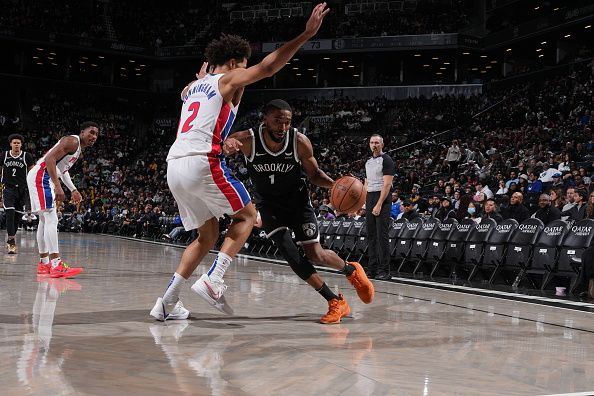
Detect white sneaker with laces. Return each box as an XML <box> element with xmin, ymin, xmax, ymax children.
<box><xmin>191</xmin><ymin>274</ymin><xmax>234</xmax><ymax>315</ymax></box>
<box><xmin>150</xmin><ymin>297</ymin><xmax>190</xmax><ymax>321</ymax></box>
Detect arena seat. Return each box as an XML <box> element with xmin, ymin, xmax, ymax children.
<box><xmin>528</xmin><ymin>219</ymin><xmax>570</xmax><ymax>290</ymax></box>
<box><xmin>393</xmin><ymin>218</ymin><xmax>423</xmax><ymax>273</ymax></box>
<box><xmin>321</xmin><ymin>218</ymin><xmax>342</xmax><ymax>250</ymax></box>
<box><xmin>425</xmin><ymin>218</ymin><xmax>457</xmax><ymax>277</ymax></box>
<box><xmin>553</xmin><ymin>219</ymin><xmax>594</xmax><ymax>293</ymax></box>
<box><xmin>400</xmin><ymin>217</ymin><xmax>439</xmax><ymax>274</ymax></box>
<box><xmin>344</xmin><ymin>218</ymin><xmax>366</xmax><ymax>261</ymax></box>
<box><xmin>433</xmin><ymin>218</ymin><xmax>475</xmax><ymax>278</ymax></box>
<box><xmin>459</xmin><ymin>218</ymin><xmax>497</xmax><ymax>281</ymax></box>
<box><xmin>500</xmin><ymin>218</ymin><xmax>544</xmax><ymax>288</ymax></box>
<box><xmin>333</xmin><ymin>218</ymin><xmax>355</xmax><ymax>256</ymax></box>
<box><xmin>388</xmin><ymin>218</ymin><xmax>407</xmax><ymax>255</ymax></box>
<box><xmin>481</xmin><ymin>219</ymin><xmax>519</xmax><ymax>284</ymax></box>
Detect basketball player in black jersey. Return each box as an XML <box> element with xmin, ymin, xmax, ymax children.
<box><xmin>224</xmin><ymin>99</ymin><xmax>374</xmax><ymax>324</ymax></box>
<box><xmin>1</xmin><ymin>134</ymin><xmax>33</xmax><ymax>254</ymax></box>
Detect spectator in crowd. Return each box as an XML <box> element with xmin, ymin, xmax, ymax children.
<box><xmin>525</xmin><ymin>172</ymin><xmax>543</xmax><ymax>210</ymax></box>
<box><xmin>551</xmin><ymin>173</ymin><xmax>565</xmax><ymax>189</ymax></box>
<box><xmin>495</xmin><ymin>180</ymin><xmax>508</xmax><ymax>196</ymax></box>
<box><xmin>482</xmin><ymin>199</ymin><xmax>503</xmax><ymax>223</ymax></box>
<box><xmin>426</xmin><ymin>194</ymin><xmax>441</xmax><ymax>217</ymax></box>
<box><xmin>318</xmin><ymin>204</ymin><xmax>335</xmax><ymax>220</ymax></box>
<box><xmin>505</xmin><ymin>171</ymin><xmax>519</xmax><ymax>189</ymax></box>
<box><xmin>539</xmin><ymin>163</ymin><xmax>558</xmax><ymax>184</ymax></box>
<box><xmin>561</xmin><ymin>189</ymin><xmax>587</xmax><ymax>221</ymax></box>
<box><xmin>399</xmin><ymin>201</ymin><xmax>419</xmax><ymax>221</ymax></box>
<box><xmin>455</xmin><ymin>195</ymin><xmax>472</xmax><ymax>221</ymax></box>
<box><xmin>445</xmin><ymin>140</ymin><xmax>461</xmax><ymax>175</ymax></box>
<box><xmin>353</xmin><ymin>207</ymin><xmax>366</xmax><ymax>220</ymax></box>
<box><xmin>550</xmin><ymin>188</ymin><xmax>566</xmax><ymax>211</ymax></box>
<box><xmin>22</xmin><ymin>211</ymin><xmax>38</xmax><ymax>231</ymax></box>
<box><xmin>503</xmin><ymin>192</ymin><xmax>530</xmax><ymax>223</ymax></box>
<box><xmin>562</xmin><ymin>187</ymin><xmax>576</xmax><ymax>213</ymax></box>
<box><xmin>162</xmin><ymin>213</ymin><xmax>185</xmax><ymax>242</ymax></box>
<box><xmin>475</xmin><ymin>180</ymin><xmax>493</xmax><ymax>199</ymax></box>
<box><xmin>434</xmin><ymin>197</ymin><xmax>456</xmax><ymax>221</ymax></box>
<box><xmin>466</xmin><ymin>201</ymin><xmax>481</xmax><ymax>223</ymax></box>
<box><xmin>532</xmin><ymin>194</ymin><xmax>561</xmax><ymax>224</ymax></box>
<box><xmin>390</xmin><ymin>191</ymin><xmax>401</xmax><ymax>219</ymax></box>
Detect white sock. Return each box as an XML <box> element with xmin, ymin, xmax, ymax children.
<box><xmin>207</xmin><ymin>252</ymin><xmax>232</xmax><ymax>283</ymax></box>
<box><xmin>41</xmin><ymin>256</ymin><xmax>50</xmax><ymax>265</ymax></box>
<box><xmin>50</xmin><ymin>257</ymin><xmax>61</xmax><ymax>268</ymax></box>
<box><xmin>163</xmin><ymin>273</ymin><xmax>186</xmax><ymax>305</ymax></box>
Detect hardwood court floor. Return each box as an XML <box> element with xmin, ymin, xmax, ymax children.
<box><xmin>1</xmin><ymin>231</ymin><xmax>594</xmax><ymax>396</ymax></box>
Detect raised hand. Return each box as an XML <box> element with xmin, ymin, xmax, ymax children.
<box><xmin>196</xmin><ymin>61</ymin><xmax>209</xmax><ymax>80</ymax></box>
<box><xmin>304</xmin><ymin>3</ymin><xmax>330</xmax><ymax>38</ymax></box>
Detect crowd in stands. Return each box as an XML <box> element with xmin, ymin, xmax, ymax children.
<box><xmin>1</xmin><ymin>0</ymin><xmax>467</xmax><ymax>48</ymax></box>
<box><xmin>1</xmin><ymin>60</ymin><xmax>592</xmax><ymax>246</ymax></box>
<box><xmin>0</xmin><ymin>0</ymin><xmax>105</xmax><ymax>39</ymax></box>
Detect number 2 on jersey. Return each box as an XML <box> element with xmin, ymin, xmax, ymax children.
<box><xmin>180</xmin><ymin>102</ymin><xmax>201</xmax><ymax>133</ymax></box>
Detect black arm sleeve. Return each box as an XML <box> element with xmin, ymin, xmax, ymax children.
<box><xmin>382</xmin><ymin>154</ymin><xmax>395</xmax><ymax>176</ymax></box>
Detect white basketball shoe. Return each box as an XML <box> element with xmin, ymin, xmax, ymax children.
<box><xmin>191</xmin><ymin>274</ymin><xmax>234</xmax><ymax>315</ymax></box>
<box><xmin>150</xmin><ymin>297</ymin><xmax>190</xmax><ymax>321</ymax></box>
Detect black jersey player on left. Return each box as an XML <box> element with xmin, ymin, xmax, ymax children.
<box><xmin>2</xmin><ymin>134</ymin><xmax>34</xmax><ymax>254</ymax></box>
<box><xmin>224</xmin><ymin>99</ymin><xmax>374</xmax><ymax>324</ymax></box>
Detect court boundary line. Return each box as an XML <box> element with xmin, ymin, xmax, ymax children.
<box><xmin>102</xmin><ymin>234</ymin><xmax>594</xmax><ymax>313</ymax></box>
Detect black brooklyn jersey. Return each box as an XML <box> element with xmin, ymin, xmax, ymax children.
<box><xmin>1</xmin><ymin>151</ymin><xmax>33</xmax><ymax>187</ymax></box>
<box><xmin>245</xmin><ymin>124</ymin><xmax>307</xmax><ymax>204</ymax></box>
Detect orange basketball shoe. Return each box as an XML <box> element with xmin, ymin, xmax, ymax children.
<box><xmin>320</xmin><ymin>294</ymin><xmax>351</xmax><ymax>324</ymax></box>
<box><xmin>50</xmin><ymin>261</ymin><xmax>83</xmax><ymax>278</ymax></box>
<box><xmin>346</xmin><ymin>262</ymin><xmax>375</xmax><ymax>304</ymax></box>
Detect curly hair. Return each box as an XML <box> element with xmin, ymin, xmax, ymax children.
<box><xmin>8</xmin><ymin>134</ymin><xmax>24</xmax><ymax>144</ymax></box>
<box><xmin>204</xmin><ymin>34</ymin><xmax>251</xmax><ymax>67</ymax></box>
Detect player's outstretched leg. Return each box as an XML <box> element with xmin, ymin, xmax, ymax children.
<box><xmin>270</xmin><ymin>230</ymin><xmax>351</xmax><ymax>324</ymax></box>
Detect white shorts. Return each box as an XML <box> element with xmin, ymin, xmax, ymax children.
<box><xmin>27</xmin><ymin>164</ymin><xmax>56</xmax><ymax>213</ymax></box>
<box><xmin>167</xmin><ymin>155</ymin><xmax>251</xmax><ymax>231</ymax></box>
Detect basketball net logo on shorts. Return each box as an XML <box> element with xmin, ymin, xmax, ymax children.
<box><xmin>302</xmin><ymin>223</ymin><xmax>317</xmax><ymax>238</ymax></box>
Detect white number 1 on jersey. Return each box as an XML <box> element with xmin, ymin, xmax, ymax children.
<box><xmin>269</xmin><ymin>174</ymin><xmax>275</xmax><ymax>185</ymax></box>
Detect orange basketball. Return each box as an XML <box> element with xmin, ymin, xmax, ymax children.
<box><xmin>330</xmin><ymin>176</ymin><xmax>366</xmax><ymax>213</ymax></box>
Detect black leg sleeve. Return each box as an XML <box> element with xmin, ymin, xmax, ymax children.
<box><xmin>270</xmin><ymin>229</ymin><xmax>317</xmax><ymax>281</ymax></box>
<box><xmin>5</xmin><ymin>209</ymin><xmax>16</xmax><ymax>237</ymax></box>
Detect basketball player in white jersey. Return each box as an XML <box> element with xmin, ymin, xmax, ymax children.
<box><xmin>150</xmin><ymin>3</ymin><xmax>330</xmax><ymax>321</ymax></box>
<box><xmin>27</xmin><ymin>121</ymin><xmax>99</xmax><ymax>278</ymax></box>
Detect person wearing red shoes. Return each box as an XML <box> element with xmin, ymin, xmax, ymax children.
<box><xmin>27</xmin><ymin>122</ymin><xmax>99</xmax><ymax>278</ymax></box>
<box><xmin>224</xmin><ymin>99</ymin><xmax>375</xmax><ymax>324</ymax></box>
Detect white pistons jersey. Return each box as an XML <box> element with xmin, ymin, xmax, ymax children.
<box><xmin>36</xmin><ymin>135</ymin><xmax>81</xmax><ymax>176</ymax></box>
<box><xmin>167</xmin><ymin>73</ymin><xmax>239</xmax><ymax>161</ymax></box>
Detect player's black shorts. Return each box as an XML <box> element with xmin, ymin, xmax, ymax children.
<box><xmin>2</xmin><ymin>186</ymin><xmax>28</xmax><ymax>212</ymax></box>
<box><xmin>256</xmin><ymin>196</ymin><xmax>319</xmax><ymax>245</ymax></box>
